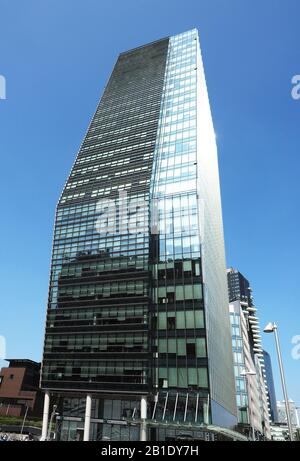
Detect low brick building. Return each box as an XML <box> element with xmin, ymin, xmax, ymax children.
<box><xmin>0</xmin><ymin>359</ymin><xmax>43</xmax><ymax>418</ymax></box>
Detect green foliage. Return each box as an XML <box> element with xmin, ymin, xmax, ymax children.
<box><xmin>0</xmin><ymin>415</ymin><xmax>42</xmax><ymax>428</ymax></box>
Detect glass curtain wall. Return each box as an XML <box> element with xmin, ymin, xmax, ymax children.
<box><xmin>150</xmin><ymin>30</ymin><xmax>209</xmax><ymax>423</ymax></box>
<box><xmin>41</xmin><ymin>38</ymin><xmax>169</xmax><ymax>394</ymax></box>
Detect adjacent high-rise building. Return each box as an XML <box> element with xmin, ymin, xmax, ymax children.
<box><xmin>227</xmin><ymin>267</ymin><xmax>253</xmax><ymax>306</ymax></box>
<box><xmin>263</xmin><ymin>350</ymin><xmax>278</xmax><ymax>422</ymax></box>
<box><xmin>228</xmin><ymin>269</ymin><xmax>271</xmax><ymax>439</ymax></box>
<box><xmin>40</xmin><ymin>29</ymin><xmax>237</xmax><ymax>441</ymax></box>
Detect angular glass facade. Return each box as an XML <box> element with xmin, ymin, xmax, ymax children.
<box><xmin>151</xmin><ymin>29</ymin><xmax>208</xmax><ymax>402</ymax></box>
<box><xmin>41</xmin><ymin>29</ymin><xmax>237</xmax><ymax>441</ymax></box>
<box><xmin>42</xmin><ymin>37</ymin><xmax>169</xmax><ymax>397</ymax></box>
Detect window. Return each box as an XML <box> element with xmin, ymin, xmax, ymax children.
<box><xmin>196</xmin><ymin>338</ymin><xmax>206</xmax><ymax>357</ymax></box>
<box><xmin>158</xmin><ymin>312</ymin><xmax>167</xmax><ymax>330</ymax></box>
<box><xmin>167</xmin><ymin>317</ymin><xmax>176</xmax><ymax>330</ymax></box>
<box><xmin>234</xmin><ymin>352</ymin><xmax>243</xmax><ymax>364</ymax></box>
<box><xmin>177</xmin><ymin>368</ymin><xmax>187</xmax><ymax>387</ymax></box>
<box><xmin>186</xmin><ymin>343</ymin><xmax>196</xmax><ymax>357</ymax></box>
<box><xmin>236</xmin><ymin>378</ymin><xmax>246</xmax><ymax>392</ymax></box>
<box><xmin>9</xmin><ymin>374</ymin><xmax>14</xmax><ymax>380</ymax></box>
<box><xmin>168</xmin><ymin>339</ymin><xmax>176</xmax><ymax>354</ymax></box>
<box><xmin>193</xmin><ymin>285</ymin><xmax>202</xmax><ymax>299</ymax></box>
<box><xmin>177</xmin><ymin>339</ymin><xmax>186</xmax><ymax>356</ymax></box>
<box><xmin>188</xmin><ymin>368</ymin><xmax>198</xmax><ymax>385</ymax></box>
<box><xmin>198</xmin><ymin>368</ymin><xmax>208</xmax><ymax>388</ymax></box>
<box><xmin>186</xmin><ymin>311</ymin><xmax>195</xmax><ymax>328</ymax></box>
<box><xmin>195</xmin><ymin>310</ymin><xmax>204</xmax><ymax>328</ymax></box>
<box><xmin>158</xmin><ymin>339</ymin><xmax>167</xmax><ymax>353</ymax></box>
<box><xmin>176</xmin><ymin>311</ymin><xmax>185</xmax><ymax>329</ymax></box>
<box><xmin>239</xmin><ymin>408</ymin><xmax>249</xmax><ymax>424</ymax></box>
<box><xmin>158</xmin><ymin>378</ymin><xmax>168</xmax><ymax>388</ymax></box>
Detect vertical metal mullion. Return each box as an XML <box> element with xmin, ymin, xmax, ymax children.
<box><xmin>162</xmin><ymin>392</ymin><xmax>169</xmax><ymax>420</ymax></box>
<box><xmin>183</xmin><ymin>392</ymin><xmax>189</xmax><ymax>422</ymax></box>
<box><xmin>151</xmin><ymin>393</ymin><xmax>159</xmax><ymax>420</ymax></box>
<box><xmin>195</xmin><ymin>393</ymin><xmax>199</xmax><ymax>422</ymax></box>
<box><xmin>173</xmin><ymin>393</ymin><xmax>179</xmax><ymax>421</ymax></box>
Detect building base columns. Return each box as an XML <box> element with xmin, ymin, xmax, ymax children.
<box><xmin>140</xmin><ymin>395</ymin><xmax>147</xmax><ymax>441</ymax></box>
<box><xmin>41</xmin><ymin>390</ymin><xmax>50</xmax><ymax>441</ymax></box>
<box><xmin>83</xmin><ymin>394</ymin><xmax>92</xmax><ymax>441</ymax></box>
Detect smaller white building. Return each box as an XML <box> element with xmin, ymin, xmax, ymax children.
<box><xmin>277</xmin><ymin>399</ymin><xmax>299</xmax><ymax>427</ymax></box>
<box><xmin>270</xmin><ymin>423</ymin><xmax>290</xmax><ymax>441</ymax></box>
<box><xmin>229</xmin><ymin>300</ymin><xmax>270</xmax><ymax>439</ymax></box>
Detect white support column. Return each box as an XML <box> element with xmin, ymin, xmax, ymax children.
<box><xmin>41</xmin><ymin>390</ymin><xmax>50</xmax><ymax>441</ymax></box>
<box><xmin>140</xmin><ymin>395</ymin><xmax>147</xmax><ymax>441</ymax></box>
<box><xmin>83</xmin><ymin>394</ymin><xmax>92</xmax><ymax>441</ymax></box>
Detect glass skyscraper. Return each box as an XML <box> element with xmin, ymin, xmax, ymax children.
<box><xmin>40</xmin><ymin>29</ymin><xmax>237</xmax><ymax>441</ymax></box>
<box><xmin>263</xmin><ymin>350</ymin><xmax>278</xmax><ymax>423</ymax></box>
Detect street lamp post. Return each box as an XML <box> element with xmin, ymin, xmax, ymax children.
<box><xmin>263</xmin><ymin>322</ymin><xmax>294</xmax><ymax>441</ymax></box>
<box><xmin>240</xmin><ymin>369</ymin><xmax>256</xmax><ymax>441</ymax></box>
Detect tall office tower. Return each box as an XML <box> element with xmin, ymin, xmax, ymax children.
<box><xmin>227</xmin><ymin>267</ymin><xmax>253</xmax><ymax>306</ymax></box>
<box><xmin>228</xmin><ymin>269</ymin><xmax>271</xmax><ymax>439</ymax></box>
<box><xmin>263</xmin><ymin>350</ymin><xmax>278</xmax><ymax>422</ymax></box>
<box><xmin>41</xmin><ymin>29</ymin><xmax>237</xmax><ymax>441</ymax></box>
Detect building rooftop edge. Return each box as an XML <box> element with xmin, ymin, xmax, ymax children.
<box><xmin>5</xmin><ymin>358</ymin><xmax>41</xmax><ymax>366</ymax></box>
<box><xmin>119</xmin><ymin>28</ymin><xmax>198</xmax><ymax>56</ymax></box>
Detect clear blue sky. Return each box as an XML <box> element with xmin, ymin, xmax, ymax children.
<box><xmin>0</xmin><ymin>0</ymin><xmax>299</xmax><ymax>409</ymax></box>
